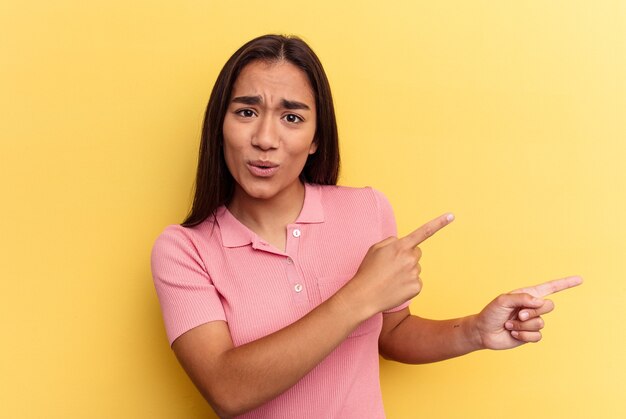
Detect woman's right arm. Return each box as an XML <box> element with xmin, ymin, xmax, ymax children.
<box><xmin>172</xmin><ymin>287</ymin><xmax>367</xmax><ymax>418</ymax></box>
<box><xmin>169</xmin><ymin>214</ymin><xmax>452</xmax><ymax>417</ymax></box>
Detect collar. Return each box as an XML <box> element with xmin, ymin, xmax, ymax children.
<box><xmin>216</xmin><ymin>183</ymin><xmax>325</xmax><ymax>248</ymax></box>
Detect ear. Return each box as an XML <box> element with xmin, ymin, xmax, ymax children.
<box><xmin>308</xmin><ymin>138</ymin><xmax>318</xmax><ymax>155</ymax></box>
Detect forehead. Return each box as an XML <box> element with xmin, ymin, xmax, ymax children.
<box><xmin>231</xmin><ymin>60</ymin><xmax>315</xmax><ymax>103</ymax></box>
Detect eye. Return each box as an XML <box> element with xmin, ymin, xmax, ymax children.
<box><xmin>235</xmin><ymin>109</ymin><xmax>256</xmax><ymax>118</ymax></box>
<box><xmin>283</xmin><ymin>114</ymin><xmax>303</xmax><ymax>124</ymax></box>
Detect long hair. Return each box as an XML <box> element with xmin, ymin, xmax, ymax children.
<box><xmin>181</xmin><ymin>34</ymin><xmax>340</xmax><ymax>227</ymax></box>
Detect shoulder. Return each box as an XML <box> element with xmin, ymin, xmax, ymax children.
<box><xmin>152</xmin><ymin>224</ymin><xmax>198</xmax><ymax>252</ymax></box>
<box><xmin>313</xmin><ymin>184</ymin><xmax>393</xmax><ymax>211</ymax></box>
<box><xmin>311</xmin><ymin>184</ymin><xmax>397</xmax><ymax>239</ymax></box>
<box><xmin>151</xmin><ymin>219</ymin><xmax>218</xmax><ymax>264</ymax></box>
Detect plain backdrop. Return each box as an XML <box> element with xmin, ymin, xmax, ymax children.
<box><xmin>1</xmin><ymin>1</ymin><xmax>624</xmax><ymax>418</ymax></box>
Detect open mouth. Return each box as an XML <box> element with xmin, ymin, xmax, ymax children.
<box><xmin>247</xmin><ymin>161</ymin><xmax>279</xmax><ymax>177</ymax></box>
<box><xmin>250</xmin><ymin>160</ymin><xmax>278</xmax><ymax>169</ymax></box>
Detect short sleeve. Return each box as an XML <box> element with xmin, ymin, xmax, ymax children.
<box><xmin>371</xmin><ymin>188</ymin><xmax>412</xmax><ymax>314</ymax></box>
<box><xmin>150</xmin><ymin>225</ymin><xmax>226</xmax><ymax>346</ymax></box>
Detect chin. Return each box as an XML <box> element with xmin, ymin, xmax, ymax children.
<box><xmin>239</xmin><ymin>182</ymin><xmax>281</xmax><ymax>201</ymax></box>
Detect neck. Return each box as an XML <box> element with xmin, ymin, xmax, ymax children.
<box><xmin>227</xmin><ymin>181</ymin><xmax>306</xmax><ymax>235</ymax></box>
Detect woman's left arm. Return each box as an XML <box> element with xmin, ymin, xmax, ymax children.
<box><xmin>379</xmin><ymin>276</ymin><xmax>582</xmax><ymax>363</ymax></box>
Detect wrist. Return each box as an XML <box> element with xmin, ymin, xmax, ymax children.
<box><xmin>331</xmin><ymin>275</ymin><xmax>377</xmax><ymax>324</ymax></box>
<box><xmin>463</xmin><ymin>314</ymin><xmax>486</xmax><ymax>351</ymax></box>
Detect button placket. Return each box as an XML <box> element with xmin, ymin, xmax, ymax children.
<box><xmin>285</xmin><ymin>225</ymin><xmax>308</xmax><ymax>303</ymax></box>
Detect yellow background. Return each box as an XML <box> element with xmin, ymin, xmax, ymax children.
<box><xmin>1</xmin><ymin>1</ymin><xmax>624</xmax><ymax>418</ymax></box>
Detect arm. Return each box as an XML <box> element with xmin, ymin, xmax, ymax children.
<box><xmin>168</xmin><ymin>214</ymin><xmax>454</xmax><ymax>417</ymax></box>
<box><xmin>379</xmin><ymin>276</ymin><xmax>583</xmax><ymax>364</ymax></box>
<box><xmin>379</xmin><ymin>309</ymin><xmax>481</xmax><ymax>363</ymax></box>
<box><xmin>173</xmin><ymin>289</ymin><xmax>368</xmax><ymax>418</ymax></box>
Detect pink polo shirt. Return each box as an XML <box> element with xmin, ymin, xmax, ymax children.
<box><xmin>151</xmin><ymin>184</ymin><xmax>409</xmax><ymax>418</ymax></box>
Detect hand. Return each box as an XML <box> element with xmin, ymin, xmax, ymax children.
<box><xmin>475</xmin><ymin>276</ymin><xmax>583</xmax><ymax>350</ymax></box>
<box><xmin>346</xmin><ymin>213</ymin><xmax>455</xmax><ymax>315</ymax></box>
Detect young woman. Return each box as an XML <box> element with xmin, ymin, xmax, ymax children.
<box><xmin>151</xmin><ymin>34</ymin><xmax>582</xmax><ymax>418</ymax></box>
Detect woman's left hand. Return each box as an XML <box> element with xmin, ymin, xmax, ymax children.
<box><xmin>474</xmin><ymin>276</ymin><xmax>583</xmax><ymax>350</ymax></box>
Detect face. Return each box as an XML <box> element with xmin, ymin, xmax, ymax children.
<box><xmin>223</xmin><ymin>60</ymin><xmax>317</xmax><ymax>204</ymax></box>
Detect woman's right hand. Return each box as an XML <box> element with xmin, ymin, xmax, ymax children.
<box><xmin>342</xmin><ymin>213</ymin><xmax>455</xmax><ymax>316</ymax></box>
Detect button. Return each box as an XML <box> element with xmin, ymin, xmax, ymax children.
<box><xmin>294</xmin><ymin>283</ymin><xmax>303</xmax><ymax>293</ymax></box>
<box><xmin>292</xmin><ymin>229</ymin><xmax>301</xmax><ymax>238</ymax></box>
<box><xmin>286</xmin><ymin>257</ymin><xmax>293</xmax><ymax>264</ymax></box>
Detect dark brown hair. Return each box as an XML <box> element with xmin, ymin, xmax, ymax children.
<box><xmin>182</xmin><ymin>34</ymin><xmax>340</xmax><ymax>227</ymax></box>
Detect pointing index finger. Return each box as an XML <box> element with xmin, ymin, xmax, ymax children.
<box><xmin>401</xmin><ymin>213</ymin><xmax>455</xmax><ymax>247</ymax></box>
<box><xmin>512</xmin><ymin>276</ymin><xmax>583</xmax><ymax>298</ymax></box>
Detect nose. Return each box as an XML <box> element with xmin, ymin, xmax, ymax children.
<box><xmin>251</xmin><ymin>115</ymin><xmax>279</xmax><ymax>151</ymax></box>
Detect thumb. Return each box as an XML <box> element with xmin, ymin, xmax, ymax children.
<box><xmin>496</xmin><ymin>293</ymin><xmax>544</xmax><ymax>309</ymax></box>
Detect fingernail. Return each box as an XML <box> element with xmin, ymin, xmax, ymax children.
<box><xmin>519</xmin><ymin>312</ymin><xmax>529</xmax><ymax>321</ymax></box>
<box><xmin>511</xmin><ymin>331</ymin><xmax>520</xmax><ymax>338</ymax></box>
<box><xmin>505</xmin><ymin>321</ymin><xmax>514</xmax><ymax>330</ymax></box>
<box><xmin>446</xmin><ymin>213</ymin><xmax>455</xmax><ymax>222</ymax></box>
<box><xmin>532</xmin><ymin>297</ymin><xmax>543</xmax><ymax>304</ymax></box>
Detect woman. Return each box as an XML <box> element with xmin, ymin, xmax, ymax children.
<box><xmin>151</xmin><ymin>34</ymin><xmax>581</xmax><ymax>418</ymax></box>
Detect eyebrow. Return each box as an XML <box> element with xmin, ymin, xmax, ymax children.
<box><xmin>231</xmin><ymin>95</ymin><xmax>311</xmax><ymax>110</ymax></box>
<box><xmin>281</xmin><ymin>99</ymin><xmax>310</xmax><ymax>110</ymax></box>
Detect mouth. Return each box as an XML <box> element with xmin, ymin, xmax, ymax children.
<box><xmin>249</xmin><ymin>159</ymin><xmax>278</xmax><ymax>168</ymax></box>
<box><xmin>253</xmin><ymin>162</ymin><xmax>276</xmax><ymax>168</ymax></box>
<box><xmin>247</xmin><ymin>160</ymin><xmax>279</xmax><ymax>177</ymax></box>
